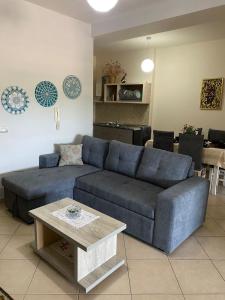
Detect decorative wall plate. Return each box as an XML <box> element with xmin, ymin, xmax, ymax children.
<box><xmin>35</xmin><ymin>81</ymin><xmax>58</xmax><ymax>107</ymax></box>
<box><xmin>1</xmin><ymin>86</ymin><xmax>29</xmax><ymax>114</ymax></box>
<box><xmin>63</xmin><ymin>75</ymin><xmax>82</xmax><ymax>99</ymax></box>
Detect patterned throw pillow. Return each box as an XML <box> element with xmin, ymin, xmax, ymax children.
<box><xmin>59</xmin><ymin>144</ymin><xmax>83</xmax><ymax>167</ymax></box>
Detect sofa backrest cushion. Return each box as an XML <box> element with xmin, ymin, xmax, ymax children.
<box><xmin>105</xmin><ymin>140</ymin><xmax>144</xmax><ymax>177</ymax></box>
<box><xmin>82</xmin><ymin>135</ymin><xmax>109</xmax><ymax>168</ymax></box>
<box><xmin>136</xmin><ymin>147</ymin><xmax>192</xmax><ymax>188</ymax></box>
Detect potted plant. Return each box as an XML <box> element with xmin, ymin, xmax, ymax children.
<box><xmin>182</xmin><ymin>124</ymin><xmax>197</xmax><ymax>135</ymax></box>
<box><xmin>103</xmin><ymin>60</ymin><xmax>125</xmax><ymax>83</ymax></box>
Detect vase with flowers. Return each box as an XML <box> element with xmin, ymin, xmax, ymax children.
<box><xmin>182</xmin><ymin>124</ymin><xmax>197</xmax><ymax>135</ymax></box>
<box><xmin>103</xmin><ymin>60</ymin><xmax>125</xmax><ymax>83</ymax></box>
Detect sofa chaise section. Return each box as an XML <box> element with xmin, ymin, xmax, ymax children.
<box><xmin>3</xmin><ymin>164</ymin><xmax>100</xmax><ymax>223</ymax></box>
<box><xmin>2</xmin><ymin>135</ymin><xmax>109</xmax><ymax>223</ymax></box>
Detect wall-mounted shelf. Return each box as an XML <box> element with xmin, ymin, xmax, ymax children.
<box><xmin>99</xmin><ymin>83</ymin><xmax>151</xmax><ymax>105</ymax></box>
<box><xmin>94</xmin><ymin>101</ymin><xmax>149</xmax><ymax>105</ymax></box>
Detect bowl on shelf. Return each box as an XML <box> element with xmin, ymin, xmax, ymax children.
<box><xmin>118</xmin><ymin>88</ymin><xmax>142</xmax><ymax>101</ymax></box>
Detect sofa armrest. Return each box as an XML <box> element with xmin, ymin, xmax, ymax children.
<box><xmin>153</xmin><ymin>177</ymin><xmax>209</xmax><ymax>254</ymax></box>
<box><xmin>39</xmin><ymin>153</ymin><xmax>60</xmax><ymax>169</ymax></box>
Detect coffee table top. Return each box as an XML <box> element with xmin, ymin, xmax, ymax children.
<box><xmin>29</xmin><ymin>198</ymin><xmax>126</xmax><ymax>251</ymax></box>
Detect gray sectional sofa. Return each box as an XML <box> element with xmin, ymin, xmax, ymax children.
<box><xmin>2</xmin><ymin>135</ymin><xmax>209</xmax><ymax>253</ymax></box>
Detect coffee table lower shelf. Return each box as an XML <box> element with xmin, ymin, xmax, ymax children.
<box><xmin>32</xmin><ymin>244</ymin><xmax>124</xmax><ymax>293</ymax></box>
<box><xmin>31</xmin><ymin>217</ymin><xmax>125</xmax><ymax>293</ymax></box>
<box><xmin>30</xmin><ymin>199</ymin><xmax>126</xmax><ymax>293</ymax></box>
<box><xmin>78</xmin><ymin>256</ymin><xmax>124</xmax><ymax>292</ymax></box>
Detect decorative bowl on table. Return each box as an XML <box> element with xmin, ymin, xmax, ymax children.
<box><xmin>66</xmin><ymin>205</ymin><xmax>81</xmax><ymax>219</ymax></box>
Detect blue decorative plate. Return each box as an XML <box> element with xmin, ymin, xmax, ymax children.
<box><xmin>1</xmin><ymin>86</ymin><xmax>29</xmax><ymax>115</ymax></box>
<box><xmin>35</xmin><ymin>81</ymin><xmax>58</xmax><ymax>107</ymax></box>
<box><xmin>63</xmin><ymin>75</ymin><xmax>81</xmax><ymax>99</ymax></box>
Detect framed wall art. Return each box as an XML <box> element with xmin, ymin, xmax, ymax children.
<box><xmin>200</xmin><ymin>78</ymin><xmax>224</xmax><ymax>110</ymax></box>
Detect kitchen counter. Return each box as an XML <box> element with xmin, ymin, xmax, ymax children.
<box><xmin>94</xmin><ymin>123</ymin><xmax>148</xmax><ymax>131</ymax></box>
<box><xmin>93</xmin><ymin>123</ymin><xmax>151</xmax><ymax>146</ymax></box>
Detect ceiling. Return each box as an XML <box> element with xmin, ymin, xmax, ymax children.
<box><xmin>25</xmin><ymin>0</ymin><xmax>225</xmax><ymax>39</ymax></box>
<box><xmin>95</xmin><ymin>20</ymin><xmax>225</xmax><ymax>51</ymax></box>
<box><xmin>25</xmin><ymin>0</ymin><xmax>225</xmax><ymax>50</ymax></box>
<box><xmin>25</xmin><ymin>0</ymin><xmax>159</xmax><ymax>24</ymax></box>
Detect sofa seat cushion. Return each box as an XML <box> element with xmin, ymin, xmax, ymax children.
<box><xmin>2</xmin><ymin>164</ymin><xmax>100</xmax><ymax>200</ymax></box>
<box><xmin>105</xmin><ymin>140</ymin><xmax>143</xmax><ymax>178</ymax></box>
<box><xmin>137</xmin><ymin>148</ymin><xmax>192</xmax><ymax>188</ymax></box>
<box><xmin>76</xmin><ymin>170</ymin><xmax>164</xmax><ymax>219</ymax></box>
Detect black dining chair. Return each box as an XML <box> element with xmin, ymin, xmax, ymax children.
<box><xmin>178</xmin><ymin>133</ymin><xmax>204</xmax><ymax>172</ymax></box>
<box><xmin>196</xmin><ymin>128</ymin><xmax>203</xmax><ymax>135</ymax></box>
<box><xmin>153</xmin><ymin>130</ymin><xmax>174</xmax><ymax>152</ymax></box>
<box><xmin>208</xmin><ymin>128</ymin><xmax>225</xmax><ymax>147</ymax></box>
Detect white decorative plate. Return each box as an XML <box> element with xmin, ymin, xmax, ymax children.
<box><xmin>1</xmin><ymin>86</ymin><xmax>29</xmax><ymax>115</ymax></box>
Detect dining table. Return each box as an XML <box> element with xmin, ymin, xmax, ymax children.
<box><xmin>145</xmin><ymin>139</ymin><xmax>225</xmax><ymax>195</ymax></box>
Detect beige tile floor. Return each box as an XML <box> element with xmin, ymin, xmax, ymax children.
<box><xmin>1</xmin><ymin>191</ymin><xmax>225</xmax><ymax>299</ymax></box>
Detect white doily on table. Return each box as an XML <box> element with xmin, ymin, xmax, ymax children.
<box><xmin>52</xmin><ymin>205</ymin><xmax>99</xmax><ymax>229</ymax></box>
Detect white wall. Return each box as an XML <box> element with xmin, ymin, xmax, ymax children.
<box><xmin>0</xmin><ymin>0</ymin><xmax>93</xmax><ymax>197</ymax></box>
<box><xmin>152</xmin><ymin>38</ymin><xmax>225</xmax><ymax>136</ymax></box>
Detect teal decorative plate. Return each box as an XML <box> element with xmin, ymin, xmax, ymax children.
<box><xmin>1</xmin><ymin>86</ymin><xmax>29</xmax><ymax>115</ymax></box>
<box><xmin>63</xmin><ymin>75</ymin><xmax>81</xmax><ymax>99</ymax></box>
<box><xmin>35</xmin><ymin>81</ymin><xmax>58</xmax><ymax>107</ymax></box>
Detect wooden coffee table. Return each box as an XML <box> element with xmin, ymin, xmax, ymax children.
<box><xmin>29</xmin><ymin>198</ymin><xmax>126</xmax><ymax>293</ymax></box>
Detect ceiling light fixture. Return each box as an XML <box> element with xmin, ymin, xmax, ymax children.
<box><xmin>141</xmin><ymin>37</ymin><xmax>155</xmax><ymax>73</ymax></box>
<box><xmin>86</xmin><ymin>0</ymin><xmax>119</xmax><ymax>12</ymax></box>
